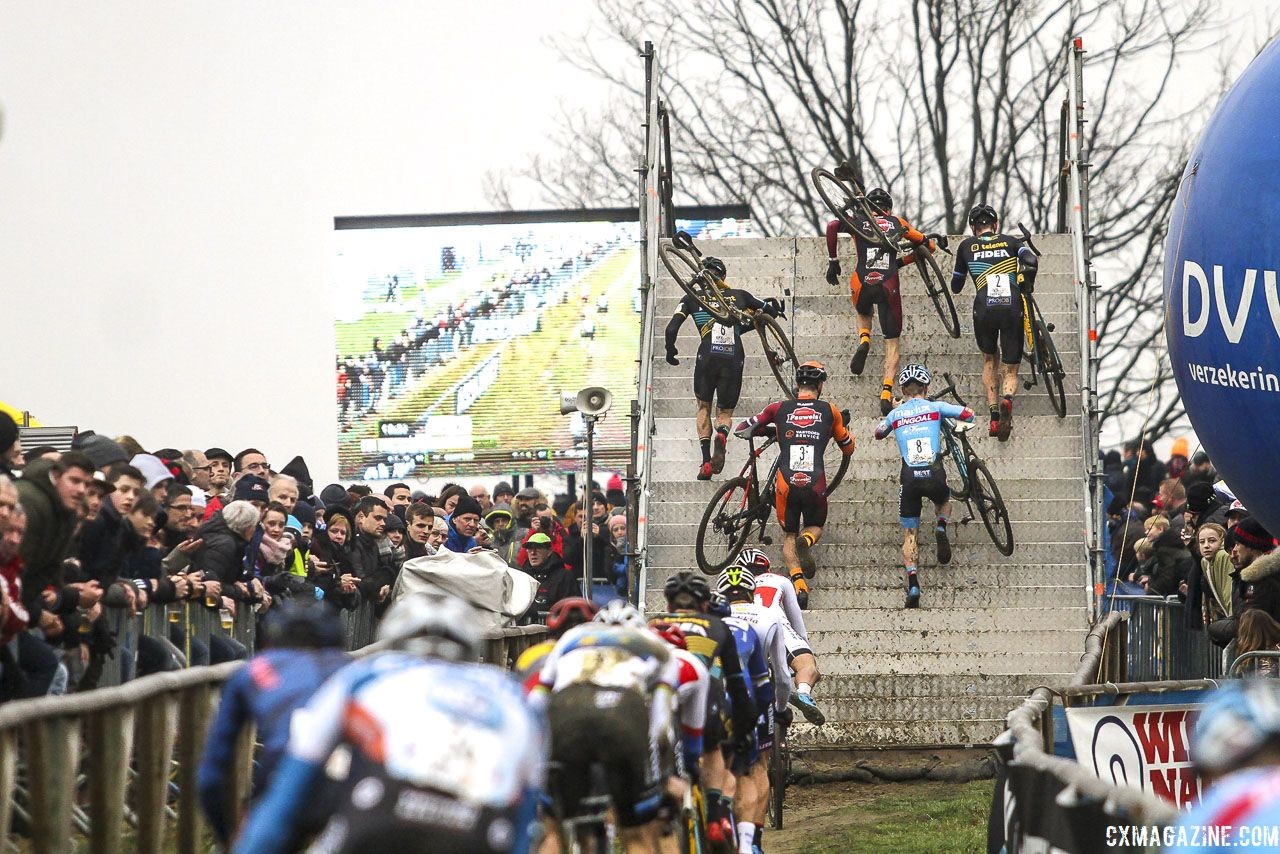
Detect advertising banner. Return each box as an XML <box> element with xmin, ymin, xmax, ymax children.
<box><xmin>1065</xmin><ymin>703</ymin><xmax>1204</xmax><ymax>809</ymax></box>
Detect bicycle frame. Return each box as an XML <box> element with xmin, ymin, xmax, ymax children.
<box><xmin>736</xmin><ymin>435</ymin><xmax>780</xmax><ymax>531</ymax></box>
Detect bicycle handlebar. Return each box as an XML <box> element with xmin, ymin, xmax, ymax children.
<box><xmin>928</xmin><ymin>372</ymin><xmax>970</xmax><ymax>408</ymax></box>
<box><xmin>1016</xmin><ymin>223</ymin><xmax>1042</xmax><ymax>257</ymax></box>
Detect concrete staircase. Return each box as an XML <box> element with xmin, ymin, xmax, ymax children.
<box><xmin>643</xmin><ymin>233</ymin><xmax>1090</xmax><ymax>748</ymax></box>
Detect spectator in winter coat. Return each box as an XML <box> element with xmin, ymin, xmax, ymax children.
<box><xmin>1236</xmin><ymin>516</ymin><xmax>1280</xmax><ymax>624</ymax></box>
<box><xmin>486</xmin><ymin>504</ymin><xmax>520</xmax><ymax>567</ymax></box>
<box><xmin>79</xmin><ymin>463</ymin><xmax>145</xmax><ymax>587</ymax></box>
<box><xmin>520</xmin><ymin>533</ymin><xmax>580</xmax><ymax>623</ymax></box>
<box><xmin>193</xmin><ymin>501</ymin><xmax>258</xmax><ymax>590</ymax></box>
<box><xmin>350</xmin><ymin>497</ymin><xmax>394</xmax><ymax>605</ymax></box>
<box><xmin>444</xmin><ymin>494</ymin><xmax>483</xmax><ymax>553</ymax></box>
<box><xmin>15</xmin><ymin>453</ymin><xmax>94</xmax><ymax>623</ymax></box>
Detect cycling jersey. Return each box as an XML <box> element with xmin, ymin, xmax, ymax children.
<box><xmin>726</xmin><ymin>603</ymin><xmax>792</xmax><ymax>712</ymax></box>
<box><xmin>722</xmin><ymin>617</ymin><xmax>772</xmax><ymax>715</ymax></box>
<box><xmin>513</xmin><ymin>639</ymin><xmax>555</xmax><ymax>694</ymax></box>
<box><xmin>753</xmin><ymin>573</ymin><xmax>810</xmax><ymax>647</ymax></box>
<box><xmin>952</xmin><ymin>233</ymin><xmax>1037</xmax><ymax>364</ymax></box>
<box><xmin>237</xmin><ymin>653</ymin><xmax>543</xmax><ymax>854</ymax></box>
<box><xmin>826</xmin><ymin>217</ymin><xmax>930</xmax><ymax>339</ymax></box>
<box><xmin>1170</xmin><ymin>767</ymin><xmax>1280</xmax><ymax>853</ymax></box>
<box><xmin>670</xmin><ymin>647</ymin><xmax>710</xmax><ymax>774</ymax></box>
<box><xmin>875</xmin><ymin>397</ymin><xmax>974</xmax><ymax>472</ymax></box>
<box><xmin>669</xmin><ymin>290</ymin><xmax>765</xmax><ymax>364</ymax></box>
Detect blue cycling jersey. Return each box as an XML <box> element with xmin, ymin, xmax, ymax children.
<box><xmin>875</xmin><ymin>397</ymin><xmax>973</xmax><ymax>469</ymax></box>
<box><xmin>1170</xmin><ymin>767</ymin><xmax>1280</xmax><ymax>853</ymax></box>
<box><xmin>723</xmin><ymin>619</ymin><xmax>772</xmax><ymax>715</ymax></box>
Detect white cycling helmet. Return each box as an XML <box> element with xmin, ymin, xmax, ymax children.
<box><xmin>898</xmin><ymin>363</ymin><xmax>932</xmax><ymax>387</ymax></box>
<box><xmin>1192</xmin><ymin>679</ymin><xmax>1280</xmax><ymax>774</ymax></box>
<box><xmin>376</xmin><ymin>592</ymin><xmax>482</xmax><ymax>663</ymax></box>
<box><xmin>736</xmin><ymin>547</ymin><xmax>772</xmax><ymax>572</ymax></box>
<box><xmin>716</xmin><ymin>565</ymin><xmax>756</xmax><ymax>593</ymax></box>
<box><xmin>594</xmin><ymin>600</ymin><xmax>648</xmax><ymax>630</ymax></box>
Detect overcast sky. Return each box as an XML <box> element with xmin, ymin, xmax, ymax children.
<box><xmin>0</xmin><ymin>2</ymin><xmax>1274</xmax><ymax>481</ymax></box>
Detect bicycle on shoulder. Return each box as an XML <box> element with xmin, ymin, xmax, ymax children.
<box><xmin>1016</xmin><ymin>224</ymin><xmax>1068</xmax><ymax>418</ymax></box>
<box><xmin>659</xmin><ymin>230</ymin><xmax>799</xmax><ymax>399</ymax></box>
<box><xmin>929</xmin><ymin>373</ymin><xmax>1015</xmax><ymax>555</ymax></box>
<box><xmin>811</xmin><ymin>160</ymin><xmax>960</xmax><ymax>339</ymax></box>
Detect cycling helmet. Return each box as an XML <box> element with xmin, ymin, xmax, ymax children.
<box><xmin>968</xmin><ymin>203</ymin><xmax>998</xmax><ymax>227</ymax></box>
<box><xmin>795</xmin><ymin>360</ymin><xmax>828</xmax><ymax>388</ymax></box>
<box><xmin>897</xmin><ymin>363</ymin><xmax>933</xmax><ymax>388</ymax></box>
<box><xmin>866</xmin><ymin>187</ymin><xmax>892</xmax><ymax>211</ymax></box>
<box><xmin>716</xmin><ymin>565</ymin><xmax>757</xmax><ymax>593</ymax></box>
<box><xmin>736</xmin><ymin>547</ymin><xmax>772</xmax><ymax>572</ymax></box>
<box><xmin>594</xmin><ymin>600</ymin><xmax>648</xmax><ymax>629</ymax></box>
<box><xmin>707</xmin><ymin>591</ymin><xmax>731</xmax><ymax>617</ymax></box>
<box><xmin>547</xmin><ymin>597</ymin><xmax>599</xmax><ymax>637</ymax></box>
<box><xmin>650</xmin><ymin>621</ymin><xmax>689</xmax><ymax>650</ymax></box>
<box><xmin>663</xmin><ymin>570</ymin><xmax>711</xmax><ymax>604</ymax></box>
<box><xmin>703</xmin><ymin>256</ymin><xmax>728</xmax><ymax>281</ymax></box>
<box><xmin>262</xmin><ymin>600</ymin><xmax>344</xmax><ymax>650</ymax></box>
<box><xmin>1192</xmin><ymin>679</ymin><xmax>1280</xmax><ymax>774</ymax></box>
<box><xmin>376</xmin><ymin>592</ymin><xmax>482</xmax><ymax>662</ymax></box>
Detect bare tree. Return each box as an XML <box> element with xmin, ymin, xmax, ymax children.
<box><xmin>497</xmin><ymin>0</ymin><xmax>1230</xmax><ymax>440</ymax></box>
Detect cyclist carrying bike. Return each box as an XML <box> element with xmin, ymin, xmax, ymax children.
<box><xmin>665</xmin><ymin>255</ymin><xmax>784</xmax><ymax>480</ymax></box>
<box><xmin>237</xmin><ymin>593</ymin><xmax>544</xmax><ymax>854</ymax></box>
<box><xmin>650</xmin><ymin>571</ymin><xmax>759</xmax><ymax>852</ymax></box>
<box><xmin>532</xmin><ymin>600</ymin><xmax>691</xmax><ymax>854</ymax></box>
<box><xmin>736</xmin><ymin>547</ymin><xmax>823</xmax><ymax>725</ymax></box>
<box><xmin>718</xmin><ymin>565</ymin><xmax>795</xmax><ymax>854</ymax></box>
<box><xmin>824</xmin><ymin>185</ymin><xmax>935</xmax><ymax>415</ymax></box>
<box><xmin>734</xmin><ymin>362</ymin><xmax>854</xmax><ymax>608</ymax></box>
<box><xmin>874</xmin><ymin>364</ymin><xmax>975</xmax><ymax>608</ymax></box>
<box><xmin>949</xmin><ymin>204</ymin><xmax>1039</xmax><ymax>441</ymax></box>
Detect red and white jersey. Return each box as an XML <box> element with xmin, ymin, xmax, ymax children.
<box><xmin>754</xmin><ymin>573</ymin><xmax>809</xmax><ymax>642</ymax></box>
<box><xmin>671</xmin><ymin>647</ymin><xmax>709</xmax><ymax>740</ymax></box>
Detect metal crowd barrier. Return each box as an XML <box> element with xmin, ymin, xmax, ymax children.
<box><xmin>1229</xmin><ymin>650</ymin><xmax>1280</xmax><ymax>677</ymax></box>
<box><xmin>0</xmin><ymin>622</ymin><xmax>548</xmax><ymax>853</ymax></box>
<box><xmin>1108</xmin><ymin>594</ymin><xmax>1225</xmax><ymax>681</ymax></box>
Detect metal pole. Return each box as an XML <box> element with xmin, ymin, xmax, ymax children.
<box><xmin>583</xmin><ymin>416</ymin><xmax>595</xmax><ymax>597</ymax></box>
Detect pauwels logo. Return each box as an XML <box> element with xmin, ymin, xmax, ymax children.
<box><xmin>786</xmin><ymin>407</ymin><xmax>822</xmax><ymax>429</ymax></box>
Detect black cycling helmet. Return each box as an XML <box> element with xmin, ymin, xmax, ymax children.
<box><xmin>703</xmin><ymin>256</ymin><xmax>727</xmax><ymax>281</ymax></box>
<box><xmin>866</xmin><ymin>187</ymin><xmax>892</xmax><ymax>211</ymax></box>
<box><xmin>262</xmin><ymin>600</ymin><xmax>344</xmax><ymax>650</ymax></box>
<box><xmin>796</xmin><ymin>360</ymin><xmax>828</xmax><ymax>388</ymax></box>
<box><xmin>968</xmin><ymin>203</ymin><xmax>998</xmax><ymax>227</ymax></box>
<box><xmin>664</xmin><ymin>570</ymin><xmax>711</xmax><ymax>604</ymax></box>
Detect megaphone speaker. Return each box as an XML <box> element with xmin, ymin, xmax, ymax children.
<box><xmin>559</xmin><ymin>392</ymin><xmax>580</xmax><ymax>416</ymax></box>
<box><xmin>576</xmin><ymin>387</ymin><xmax>613</xmax><ymax>417</ymax></box>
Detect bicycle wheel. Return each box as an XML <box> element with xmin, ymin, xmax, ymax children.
<box><xmin>969</xmin><ymin>458</ymin><xmax>1014</xmax><ymax>555</ymax></box>
<box><xmin>810</xmin><ymin>168</ymin><xmax>888</xmax><ymax>248</ymax></box>
<box><xmin>766</xmin><ymin>729</ymin><xmax>789</xmax><ymax>829</ymax></box>
<box><xmin>1036</xmin><ymin>321</ymin><xmax>1068</xmax><ymax>418</ymax></box>
<box><xmin>826</xmin><ymin>445</ymin><xmax>852</xmax><ymax>494</ymax></box>
<box><xmin>913</xmin><ymin>244</ymin><xmax>961</xmax><ymax>338</ymax></box>
<box><xmin>660</xmin><ymin>242</ymin><xmax>735</xmax><ymax>324</ymax></box>
<box><xmin>755</xmin><ymin>314</ymin><xmax>798</xmax><ymax>399</ymax></box>
<box><xmin>696</xmin><ymin>476</ymin><xmax>756</xmax><ymax>574</ymax></box>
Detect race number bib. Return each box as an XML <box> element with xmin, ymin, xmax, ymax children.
<box><xmin>789</xmin><ymin>445</ymin><xmax>815</xmax><ymax>472</ymax></box>
<box><xmin>710</xmin><ymin>323</ymin><xmax>735</xmax><ymax>347</ymax></box>
<box><xmin>986</xmin><ymin>272</ymin><xmax>1012</xmax><ymax>305</ymax></box>
<box><xmin>907</xmin><ymin>436</ymin><xmax>935</xmax><ymax>467</ymax></box>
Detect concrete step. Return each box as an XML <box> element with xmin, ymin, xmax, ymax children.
<box><xmin>643</xmin><ymin>586</ymin><xmax>1084</xmax><ymax>614</ymax></box>
<box><xmin>790</xmin><ymin>718</ymin><xmax>1017</xmax><ymax>749</ymax></box>
<box><xmin>649</xmin><ymin>475</ymin><xmax>1084</xmax><ymax>502</ymax></box>
<box><xmin>800</xmin><ymin>606</ymin><xmax>1085</xmax><ymax>632</ymax></box>
<box><xmin>813</xmin><ymin>649</ymin><xmax>1084</xmax><ymax>676</ymax></box>
<box><xmin>806</xmin><ymin>673</ymin><xmax>1067</xmax><ymax>699</ymax></box>
<box><xmin>642</xmin><ymin>543</ymin><xmax>1088</xmax><ymax>570</ymax></box>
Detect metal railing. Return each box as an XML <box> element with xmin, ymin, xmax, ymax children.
<box><xmin>999</xmin><ymin>611</ymin><xmax>1183</xmax><ymax>828</ymax></box>
<box><xmin>1108</xmin><ymin>594</ymin><xmax>1225</xmax><ymax>681</ymax></box>
<box><xmin>0</xmin><ymin>624</ymin><xmax>547</xmax><ymax>852</ymax></box>
<box><xmin>1230</xmin><ymin>651</ymin><xmax>1280</xmax><ymax>677</ymax></box>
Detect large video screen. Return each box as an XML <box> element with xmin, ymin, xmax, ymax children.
<box><xmin>333</xmin><ymin>219</ymin><xmax>640</xmax><ymax>480</ymax></box>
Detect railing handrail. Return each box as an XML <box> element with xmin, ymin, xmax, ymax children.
<box><xmin>1230</xmin><ymin>650</ymin><xmax>1280</xmax><ymax>677</ymax></box>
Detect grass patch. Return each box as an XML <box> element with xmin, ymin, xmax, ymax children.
<box><xmin>791</xmin><ymin>780</ymin><xmax>989</xmax><ymax>854</ymax></box>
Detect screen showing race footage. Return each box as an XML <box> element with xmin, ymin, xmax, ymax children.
<box><xmin>334</xmin><ymin>216</ymin><xmax>755</xmax><ymax>480</ymax></box>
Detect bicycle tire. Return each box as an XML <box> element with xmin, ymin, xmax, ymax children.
<box><xmin>659</xmin><ymin>242</ymin><xmax>736</xmax><ymax>324</ymax></box>
<box><xmin>969</xmin><ymin>458</ymin><xmax>1014</xmax><ymax>555</ymax></box>
<box><xmin>1037</xmin><ymin>322</ymin><xmax>1068</xmax><ymax>418</ymax></box>
<box><xmin>914</xmin><ymin>243</ymin><xmax>961</xmax><ymax>338</ymax></box>
<box><xmin>767</xmin><ymin>729</ymin><xmax>788</xmax><ymax>829</ymax></box>
<box><xmin>696</xmin><ymin>476</ymin><xmax>755</xmax><ymax>574</ymax></box>
<box><xmin>810</xmin><ymin>167</ymin><xmax>890</xmax><ymax>249</ymax></box>
<box><xmin>826</xmin><ymin>445</ymin><xmax>852</xmax><ymax>494</ymax></box>
<box><xmin>755</xmin><ymin>314</ymin><xmax>798</xmax><ymax>399</ymax></box>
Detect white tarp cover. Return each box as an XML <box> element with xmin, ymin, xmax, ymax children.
<box><xmin>391</xmin><ymin>549</ymin><xmax>537</xmax><ymax>629</ymax></box>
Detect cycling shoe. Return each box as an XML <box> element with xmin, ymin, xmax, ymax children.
<box><xmin>789</xmin><ymin>691</ymin><xmax>826</xmax><ymax>726</ymax></box>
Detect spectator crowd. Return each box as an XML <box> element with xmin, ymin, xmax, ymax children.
<box><xmin>1103</xmin><ymin>436</ymin><xmax>1279</xmax><ymax>659</ymax></box>
<box><xmin>0</xmin><ymin>410</ymin><xmax>631</xmax><ymax>703</ymax></box>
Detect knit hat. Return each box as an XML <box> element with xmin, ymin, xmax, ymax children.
<box><xmin>319</xmin><ymin>483</ymin><xmax>350</xmax><ymax>509</ymax></box>
<box><xmin>285</xmin><ymin>515</ymin><xmax>303</xmax><ymax>535</ymax></box>
<box><xmin>527</xmin><ymin>532</ymin><xmax>552</xmax><ymax>547</ymax></box>
<box><xmin>291</xmin><ymin>500</ymin><xmax>316</xmax><ymax>527</ymax></box>
<box><xmin>0</xmin><ymin>412</ymin><xmax>17</xmax><ymax>458</ymax></box>
<box><xmin>384</xmin><ymin>513</ymin><xmax>405</xmax><ymax>532</ymax></box>
<box><xmin>187</xmin><ymin>485</ymin><xmax>207</xmax><ymax>509</ymax></box>
<box><xmin>130</xmin><ymin>453</ymin><xmax>175</xmax><ymax>490</ymax></box>
<box><xmin>451</xmin><ymin>493</ymin><xmax>484</xmax><ymax>519</ymax></box>
<box><xmin>233</xmin><ymin>474</ymin><xmax>270</xmax><ymax>503</ymax></box>
<box><xmin>493</xmin><ymin>481</ymin><xmax>515</xmax><ymax>501</ymax></box>
<box><xmin>280</xmin><ymin>455</ymin><xmax>313</xmax><ymax>495</ymax></box>
<box><xmin>73</xmin><ymin>433</ymin><xmax>129</xmax><ymax>469</ymax></box>
<box><xmin>1233</xmin><ymin>515</ymin><xmax>1274</xmax><ymax>552</ymax></box>
<box><xmin>1170</xmin><ymin>437</ymin><xmax>1190</xmax><ymax>459</ymax></box>
<box><xmin>1185</xmin><ymin>481</ymin><xmax>1217</xmax><ymax>514</ymax></box>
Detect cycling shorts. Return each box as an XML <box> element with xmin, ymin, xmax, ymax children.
<box><xmin>693</xmin><ymin>355</ymin><xmax>744</xmax><ymax>410</ymax></box>
<box><xmin>973</xmin><ymin>304</ymin><xmax>1023</xmax><ymax>365</ymax></box>
<box><xmin>781</xmin><ymin>620</ymin><xmax>812</xmax><ymax>659</ymax></box>
<box><xmin>704</xmin><ymin>674</ymin><xmax>728</xmax><ymax>752</ymax></box>
<box><xmin>308</xmin><ymin>760</ymin><xmax>530</xmax><ymax>854</ymax></box>
<box><xmin>548</xmin><ymin>684</ymin><xmax>665</xmax><ymax>828</ymax></box>
<box><xmin>773</xmin><ymin>471</ymin><xmax>829</xmax><ymax>534</ymax></box>
<box><xmin>755</xmin><ymin>703</ymin><xmax>776</xmax><ymax>759</ymax></box>
<box><xmin>850</xmin><ymin>272</ymin><xmax>903</xmax><ymax>339</ymax></box>
<box><xmin>899</xmin><ymin>463</ymin><xmax>950</xmax><ymax>523</ymax></box>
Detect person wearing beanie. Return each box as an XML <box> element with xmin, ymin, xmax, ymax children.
<box><xmin>444</xmin><ymin>493</ymin><xmax>484</xmax><ymax>553</ymax></box>
<box><xmin>0</xmin><ymin>412</ymin><xmax>20</xmax><ymax>479</ymax></box>
<box><xmin>72</xmin><ymin>433</ymin><xmax>130</xmax><ymax>471</ymax></box>
<box><xmin>606</xmin><ymin>472</ymin><xmax>627</xmax><ymax>510</ymax></box>
<box><xmin>1167</xmin><ymin>437</ymin><xmax>1190</xmax><ymax>479</ymax></box>
<box><xmin>1236</xmin><ymin>515</ymin><xmax>1280</xmax><ymax>625</ymax></box>
<box><xmin>233</xmin><ymin>475</ymin><xmax>271</xmax><ymax>509</ymax></box>
<box><xmin>130</xmin><ymin>453</ymin><xmax>176</xmax><ymax>499</ymax></box>
<box><xmin>279</xmin><ymin>456</ymin><xmax>314</xmax><ymax>500</ymax></box>
<box><xmin>318</xmin><ymin>484</ymin><xmax>351</xmax><ymax>511</ymax></box>
<box><xmin>493</xmin><ymin>482</ymin><xmax>515</xmax><ymax>506</ymax></box>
